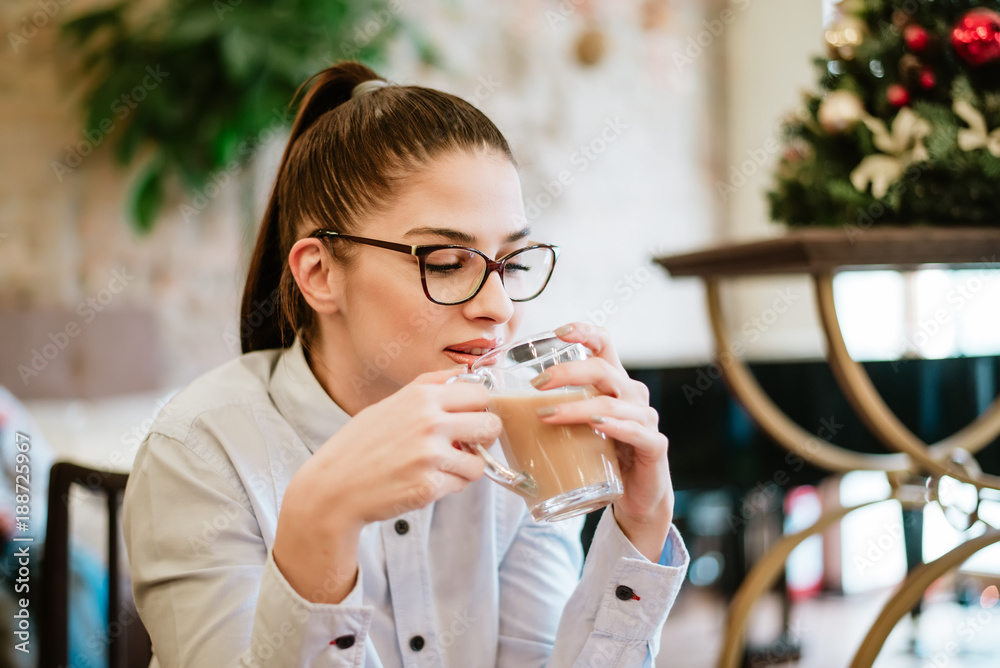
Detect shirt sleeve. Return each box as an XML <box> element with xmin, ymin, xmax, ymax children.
<box><xmin>123</xmin><ymin>432</ymin><xmax>376</xmax><ymax>667</ymax></box>
<box><xmin>497</xmin><ymin>507</ymin><xmax>689</xmax><ymax>668</ymax></box>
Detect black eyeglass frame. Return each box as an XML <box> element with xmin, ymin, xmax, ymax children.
<box><xmin>309</xmin><ymin>229</ymin><xmax>561</xmax><ymax>305</ymax></box>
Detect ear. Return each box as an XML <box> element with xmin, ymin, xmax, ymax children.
<box><xmin>288</xmin><ymin>237</ymin><xmax>344</xmax><ymax>315</ymax></box>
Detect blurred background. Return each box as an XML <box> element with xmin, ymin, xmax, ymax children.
<box><xmin>1</xmin><ymin>0</ymin><xmax>999</xmax><ymax>666</ymax></box>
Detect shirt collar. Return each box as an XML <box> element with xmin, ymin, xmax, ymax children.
<box><xmin>268</xmin><ymin>336</ymin><xmax>351</xmax><ymax>454</ymax></box>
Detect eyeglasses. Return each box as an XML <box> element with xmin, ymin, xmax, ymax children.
<box><xmin>310</xmin><ymin>230</ymin><xmax>560</xmax><ymax>305</ymax></box>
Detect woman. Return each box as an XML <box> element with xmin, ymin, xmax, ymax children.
<box><xmin>124</xmin><ymin>61</ymin><xmax>688</xmax><ymax>667</ymax></box>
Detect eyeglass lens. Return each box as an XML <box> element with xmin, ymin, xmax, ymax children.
<box><xmin>423</xmin><ymin>246</ymin><xmax>554</xmax><ymax>304</ymax></box>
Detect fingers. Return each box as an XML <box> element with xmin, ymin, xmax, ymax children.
<box><xmin>412</xmin><ymin>365</ymin><xmax>472</xmax><ymax>385</ymax></box>
<box><xmin>531</xmin><ymin>357</ymin><xmax>628</xmax><ymax>399</ymax></box>
<box><xmin>403</xmin><ymin>374</ymin><xmax>491</xmax><ymax>412</ymax></box>
<box><xmin>439</xmin><ymin>448</ymin><xmax>487</xmax><ymax>484</ymax></box>
<box><xmin>554</xmin><ymin>322</ymin><xmax>622</xmax><ymax>367</ymax></box>
<box><xmin>435</xmin><ymin>382</ymin><xmax>491</xmax><ymax>412</ymax></box>
<box><xmin>391</xmin><ymin>464</ymin><xmax>483</xmax><ymax>518</ymax></box>
<box><xmin>537</xmin><ymin>394</ymin><xmax>658</xmax><ymax>430</ymax></box>
<box><xmin>587</xmin><ymin>417</ymin><xmax>669</xmax><ymax>465</ymax></box>
<box><xmin>446</xmin><ymin>411</ymin><xmax>503</xmax><ymax>445</ymax></box>
<box><xmin>536</xmin><ymin>395</ymin><xmax>667</xmax><ymax>465</ymax></box>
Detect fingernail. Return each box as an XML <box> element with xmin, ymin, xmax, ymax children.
<box><xmin>530</xmin><ymin>371</ymin><xmax>551</xmax><ymax>388</ymax></box>
<box><xmin>554</xmin><ymin>324</ymin><xmax>574</xmax><ymax>337</ymax></box>
<box><xmin>590</xmin><ymin>415</ymin><xmax>606</xmax><ymax>424</ymax></box>
<box><xmin>536</xmin><ymin>406</ymin><xmax>558</xmax><ymax>417</ymax></box>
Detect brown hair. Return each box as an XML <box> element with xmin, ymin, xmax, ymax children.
<box><xmin>240</xmin><ymin>61</ymin><xmax>515</xmax><ymax>354</ymax></box>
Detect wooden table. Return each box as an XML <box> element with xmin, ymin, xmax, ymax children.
<box><xmin>655</xmin><ymin>227</ymin><xmax>1000</xmax><ymax>668</ymax></box>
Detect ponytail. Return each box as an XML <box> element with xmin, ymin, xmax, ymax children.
<box><xmin>240</xmin><ymin>63</ymin><xmax>382</xmax><ymax>353</ymax></box>
<box><xmin>240</xmin><ymin>61</ymin><xmax>513</xmax><ymax>354</ymax></box>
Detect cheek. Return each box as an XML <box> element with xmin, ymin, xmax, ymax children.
<box><xmin>348</xmin><ymin>259</ymin><xmax>421</xmax><ymax>310</ymax></box>
<box><xmin>509</xmin><ymin>304</ymin><xmax>527</xmax><ymax>335</ymax></box>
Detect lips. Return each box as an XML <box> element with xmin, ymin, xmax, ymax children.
<box><xmin>452</xmin><ymin>347</ymin><xmax>490</xmax><ymax>355</ymax></box>
<box><xmin>444</xmin><ymin>338</ymin><xmax>501</xmax><ymax>365</ymax></box>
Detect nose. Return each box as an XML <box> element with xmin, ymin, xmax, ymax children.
<box><xmin>462</xmin><ymin>270</ymin><xmax>514</xmax><ymax>323</ymax></box>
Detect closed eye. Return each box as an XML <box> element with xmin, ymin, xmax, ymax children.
<box><xmin>504</xmin><ymin>262</ymin><xmax>532</xmax><ymax>273</ymax></box>
<box><xmin>425</xmin><ymin>262</ymin><xmax>464</xmax><ymax>275</ymax></box>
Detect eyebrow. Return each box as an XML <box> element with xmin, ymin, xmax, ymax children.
<box><xmin>404</xmin><ymin>226</ymin><xmax>532</xmax><ymax>244</ymax></box>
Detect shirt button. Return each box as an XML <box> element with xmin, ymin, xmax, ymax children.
<box><xmin>331</xmin><ymin>635</ymin><xmax>355</xmax><ymax>649</ymax></box>
<box><xmin>409</xmin><ymin>635</ymin><xmax>425</xmax><ymax>651</ymax></box>
<box><xmin>615</xmin><ymin>585</ymin><xmax>636</xmax><ymax>601</ymax></box>
<box><xmin>394</xmin><ymin>519</ymin><xmax>409</xmax><ymax>535</ymax></box>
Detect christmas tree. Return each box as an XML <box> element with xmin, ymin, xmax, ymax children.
<box><xmin>768</xmin><ymin>0</ymin><xmax>1000</xmax><ymax>229</ymax></box>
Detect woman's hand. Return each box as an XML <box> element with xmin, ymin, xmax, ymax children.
<box><xmin>273</xmin><ymin>366</ymin><xmax>501</xmax><ymax>603</ymax></box>
<box><xmin>532</xmin><ymin>322</ymin><xmax>674</xmax><ymax>562</ymax></box>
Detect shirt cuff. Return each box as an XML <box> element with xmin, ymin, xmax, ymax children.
<box><xmin>245</xmin><ymin>550</ymin><xmax>372</xmax><ymax>667</ymax></box>
<box><xmin>590</xmin><ymin>510</ymin><xmax>689</xmax><ymax>658</ymax></box>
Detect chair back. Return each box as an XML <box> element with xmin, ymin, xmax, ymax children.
<box><xmin>40</xmin><ymin>461</ymin><xmax>152</xmax><ymax>668</ymax></box>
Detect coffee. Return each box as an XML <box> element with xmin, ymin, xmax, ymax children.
<box><xmin>488</xmin><ymin>388</ymin><xmax>622</xmax><ymax>504</ymax></box>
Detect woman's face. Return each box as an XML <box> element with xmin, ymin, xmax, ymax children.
<box><xmin>321</xmin><ymin>150</ymin><xmax>530</xmax><ymax>402</ymax></box>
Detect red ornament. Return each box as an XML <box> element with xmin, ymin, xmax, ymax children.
<box><xmin>919</xmin><ymin>67</ymin><xmax>936</xmax><ymax>89</ymax></box>
<box><xmin>951</xmin><ymin>9</ymin><xmax>1000</xmax><ymax>66</ymax></box>
<box><xmin>887</xmin><ymin>84</ymin><xmax>910</xmax><ymax>107</ymax></box>
<box><xmin>904</xmin><ymin>25</ymin><xmax>929</xmax><ymax>52</ymax></box>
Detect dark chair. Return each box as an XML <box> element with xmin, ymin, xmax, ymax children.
<box><xmin>40</xmin><ymin>462</ymin><xmax>152</xmax><ymax>668</ymax></box>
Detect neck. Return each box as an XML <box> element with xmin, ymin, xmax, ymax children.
<box><xmin>303</xmin><ymin>323</ymin><xmax>395</xmax><ymax>417</ymax></box>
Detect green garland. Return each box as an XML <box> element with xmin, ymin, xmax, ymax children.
<box><xmin>769</xmin><ymin>0</ymin><xmax>1000</xmax><ymax>228</ymax></box>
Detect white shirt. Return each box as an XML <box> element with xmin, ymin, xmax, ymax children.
<box><xmin>123</xmin><ymin>337</ymin><xmax>689</xmax><ymax>668</ymax></box>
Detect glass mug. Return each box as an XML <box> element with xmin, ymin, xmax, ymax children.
<box><xmin>449</xmin><ymin>332</ymin><xmax>623</xmax><ymax>522</ymax></box>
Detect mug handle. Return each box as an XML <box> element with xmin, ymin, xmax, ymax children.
<box><xmin>471</xmin><ymin>442</ymin><xmax>538</xmax><ymax>498</ymax></box>
<box><xmin>447</xmin><ymin>374</ymin><xmax>538</xmax><ymax>498</ymax></box>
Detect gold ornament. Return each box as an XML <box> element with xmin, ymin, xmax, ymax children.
<box><xmin>818</xmin><ymin>90</ymin><xmax>866</xmax><ymax>134</ymax></box>
<box><xmin>825</xmin><ymin>15</ymin><xmax>867</xmax><ymax>60</ymax></box>
<box><xmin>891</xmin><ymin>9</ymin><xmax>911</xmax><ymax>31</ymax></box>
<box><xmin>898</xmin><ymin>54</ymin><xmax>922</xmax><ymax>86</ymax></box>
<box><xmin>575</xmin><ymin>26</ymin><xmax>607</xmax><ymax>66</ymax></box>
